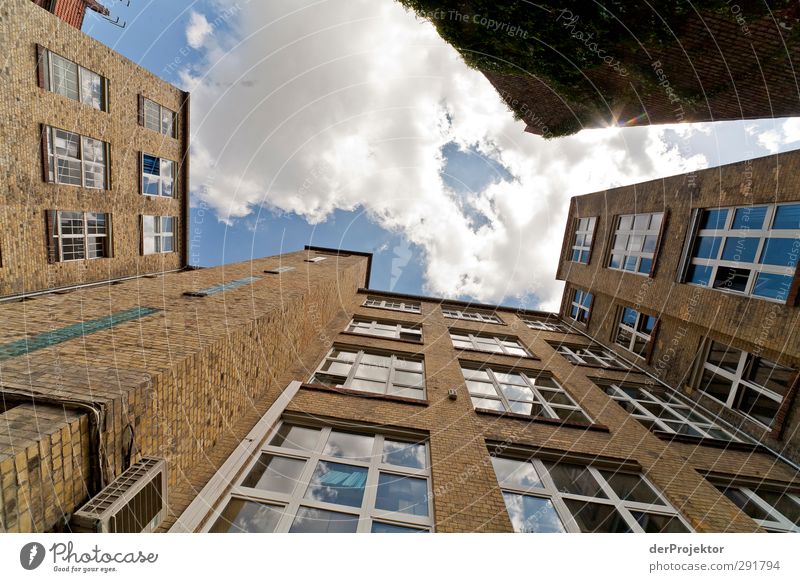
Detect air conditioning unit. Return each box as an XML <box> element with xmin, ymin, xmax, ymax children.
<box><xmin>71</xmin><ymin>457</ymin><xmax>168</xmax><ymax>533</ymax></box>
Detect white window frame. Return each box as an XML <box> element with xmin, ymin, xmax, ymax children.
<box><xmin>442</xmin><ymin>307</ymin><xmax>503</xmax><ymax>324</ymax></box>
<box><xmin>697</xmin><ymin>340</ymin><xmax>793</xmax><ymax>429</ymax></box>
<box><xmin>568</xmin><ymin>288</ymin><xmax>592</xmax><ymax>324</ymax></box>
<box><xmin>615</xmin><ymin>307</ymin><xmax>657</xmax><ymax>359</ymax></box>
<box><xmin>464</xmin><ymin>365</ymin><xmax>591</xmax><ymax>423</ymax></box>
<box><xmin>363</xmin><ymin>296</ymin><xmax>421</xmax><ymax>313</ymax></box>
<box><xmin>713</xmin><ymin>483</ymin><xmax>800</xmax><ymax>533</ymax></box>
<box><xmin>683</xmin><ymin>203</ymin><xmax>800</xmax><ymax>303</ymax></box>
<box><xmin>521</xmin><ymin>319</ymin><xmax>572</xmax><ymax>332</ymax></box>
<box><xmin>42</xmin><ymin>48</ymin><xmax>106</xmax><ymax>111</ymax></box>
<box><xmin>45</xmin><ymin>126</ymin><xmax>107</xmax><ymax>189</ymax></box>
<box><xmin>570</xmin><ymin>216</ymin><xmax>596</xmax><ymax>264</ymax></box>
<box><xmin>492</xmin><ymin>455</ymin><xmax>692</xmax><ymax>533</ymax></box>
<box><xmin>203</xmin><ymin>421</ymin><xmax>433</xmax><ymax>533</ymax></box>
<box><xmin>554</xmin><ymin>344</ymin><xmax>629</xmax><ymax>369</ymax></box>
<box><xmin>311</xmin><ymin>347</ymin><xmax>426</xmax><ymax>400</ymax></box>
<box><xmin>141</xmin><ymin>153</ymin><xmax>175</xmax><ymax>197</ymax></box>
<box><xmin>53</xmin><ymin>210</ymin><xmax>109</xmax><ymax>262</ymax></box>
<box><xmin>346</xmin><ymin>318</ymin><xmax>422</xmax><ymax>342</ymax></box>
<box><xmin>142</xmin><ymin>96</ymin><xmax>177</xmax><ymax>138</ymax></box>
<box><xmin>600</xmin><ymin>381</ymin><xmax>740</xmax><ymax>441</ymax></box>
<box><xmin>142</xmin><ymin>215</ymin><xmax>175</xmax><ymax>255</ymax></box>
<box><xmin>450</xmin><ymin>331</ymin><xmax>531</xmax><ymax>357</ymax></box>
<box><xmin>608</xmin><ymin>212</ymin><xmax>664</xmax><ymax>276</ymax></box>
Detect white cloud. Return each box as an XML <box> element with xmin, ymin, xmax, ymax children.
<box><xmin>186</xmin><ymin>11</ymin><xmax>212</xmax><ymax>49</ymax></box>
<box><xmin>182</xmin><ymin>0</ymin><xmax>712</xmax><ymax>310</ymax></box>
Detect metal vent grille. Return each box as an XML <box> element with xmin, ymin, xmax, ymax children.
<box><xmin>71</xmin><ymin>457</ymin><xmax>167</xmax><ymax>533</ymax></box>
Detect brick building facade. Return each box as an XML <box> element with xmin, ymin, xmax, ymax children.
<box><xmin>557</xmin><ymin>151</ymin><xmax>800</xmax><ymax>471</ymax></box>
<box><xmin>1</xmin><ymin>0</ymin><xmax>189</xmax><ymax>299</ymax></box>
<box><xmin>481</xmin><ymin>6</ymin><xmax>800</xmax><ymax>136</ymax></box>
<box><xmin>30</xmin><ymin>0</ymin><xmax>109</xmax><ymax>30</ymax></box>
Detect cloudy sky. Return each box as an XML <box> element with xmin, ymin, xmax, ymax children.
<box><xmin>86</xmin><ymin>0</ymin><xmax>800</xmax><ymax>311</ymax></box>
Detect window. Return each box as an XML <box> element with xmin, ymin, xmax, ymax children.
<box><xmin>208</xmin><ymin>422</ymin><xmax>432</xmax><ymax>533</ymax></box>
<box><xmin>450</xmin><ymin>331</ymin><xmax>530</xmax><ymax>357</ymax></box>
<box><xmin>696</xmin><ymin>340</ymin><xmax>796</xmax><ymax>428</ymax></box>
<box><xmin>491</xmin><ymin>455</ymin><xmax>690</xmax><ymax>532</ymax></box>
<box><xmin>442</xmin><ymin>307</ymin><xmax>502</xmax><ymax>323</ymax></box>
<box><xmin>567</xmin><ymin>288</ymin><xmax>592</xmax><ymax>324</ymax></box>
<box><xmin>521</xmin><ymin>318</ymin><xmax>572</xmax><ymax>332</ymax></box>
<box><xmin>682</xmin><ymin>203</ymin><xmax>800</xmax><ymax>302</ymax></box>
<box><xmin>570</xmin><ymin>216</ymin><xmax>597</xmax><ymax>263</ymax></box>
<box><xmin>553</xmin><ymin>344</ymin><xmax>629</xmax><ymax>369</ymax></box>
<box><xmin>265</xmin><ymin>266</ymin><xmax>295</xmax><ymax>274</ymax></box>
<box><xmin>142</xmin><ymin>216</ymin><xmax>175</xmax><ymax>255</ymax></box>
<box><xmin>47</xmin><ymin>211</ymin><xmax>110</xmax><ymax>262</ymax></box>
<box><xmin>346</xmin><ymin>318</ymin><xmax>422</xmax><ymax>342</ymax></box>
<box><xmin>139</xmin><ymin>96</ymin><xmax>177</xmax><ymax>138</ymax></box>
<box><xmin>141</xmin><ymin>154</ymin><xmax>175</xmax><ymax>197</ymax></box>
<box><xmin>43</xmin><ymin>126</ymin><xmax>108</xmax><ymax>189</ymax></box>
<box><xmin>464</xmin><ymin>365</ymin><xmax>591</xmax><ymax>423</ymax></box>
<box><xmin>311</xmin><ymin>348</ymin><xmax>425</xmax><ymax>400</ymax></box>
<box><xmin>713</xmin><ymin>482</ymin><xmax>800</xmax><ymax>533</ymax></box>
<box><xmin>363</xmin><ymin>296</ymin><xmax>421</xmax><ymax>313</ymax></box>
<box><xmin>304</xmin><ymin>257</ymin><xmax>326</xmax><ymax>263</ymax></box>
<box><xmin>599</xmin><ymin>381</ymin><xmax>740</xmax><ymax>441</ymax></box>
<box><xmin>615</xmin><ymin>307</ymin><xmax>658</xmax><ymax>359</ymax></box>
<box><xmin>38</xmin><ymin>47</ymin><xmax>107</xmax><ymax>111</ymax></box>
<box><xmin>608</xmin><ymin>212</ymin><xmax>664</xmax><ymax>275</ymax></box>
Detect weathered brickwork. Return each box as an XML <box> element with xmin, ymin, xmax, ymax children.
<box><xmin>484</xmin><ymin>7</ymin><xmax>800</xmax><ymax>135</ymax></box>
<box><xmin>0</xmin><ymin>249</ymin><xmax>368</xmax><ymax>531</ymax></box>
<box><xmin>556</xmin><ymin>151</ymin><xmax>800</xmax><ymax>463</ymax></box>
<box><xmin>173</xmin><ymin>282</ymin><xmax>798</xmax><ymax>533</ymax></box>
<box><xmin>0</xmin><ymin>0</ymin><xmax>188</xmax><ymax>298</ymax></box>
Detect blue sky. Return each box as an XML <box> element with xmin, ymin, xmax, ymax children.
<box><xmin>84</xmin><ymin>0</ymin><xmax>800</xmax><ymax>310</ymax></box>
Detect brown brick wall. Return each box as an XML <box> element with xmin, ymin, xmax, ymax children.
<box><xmin>0</xmin><ymin>0</ymin><xmax>188</xmax><ymax>298</ymax></box>
<box><xmin>0</xmin><ymin>249</ymin><xmax>368</xmax><ymax>531</ymax></box>
<box><xmin>0</xmin><ymin>404</ymin><xmax>90</xmax><ymax>532</ymax></box>
<box><xmin>484</xmin><ymin>7</ymin><xmax>800</xmax><ymax>135</ymax></box>
<box><xmin>248</xmin><ymin>291</ymin><xmax>798</xmax><ymax>533</ymax></box>
<box><xmin>556</xmin><ymin>151</ymin><xmax>800</xmax><ymax>462</ymax></box>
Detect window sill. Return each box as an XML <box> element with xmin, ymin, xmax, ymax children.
<box><xmin>361</xmin><ymin>305</ymin><xmax>422</xmax><ymax>315</ymax></box>
<box><xmin>338</xmin><ymin>331</ymin><xmax>423</xmax><ymax>346</ymax></box>
<box><xmin>300</xmin><ymin>383</ymin><xmax>429</xmax><ymax>406</ymax></box>
<box><xmin>474</xmin><ymin>407</ymin><xmax>609</xmax><ymax>432</ymax></box>
<box><xmin>453</xmin><ymin>347</ymin><xmax>539</xmax><ymax>360</ymax></box>
<box><xmin>651</xmin><ymin>430</ymin><xmax>765</xmax><ymax>452</ymax></box>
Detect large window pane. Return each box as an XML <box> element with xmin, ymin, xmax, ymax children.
<box><xmin>565</xmin><ymin>500</ymin><xmax>631</xmax><ymax>533</ymax></box>
<box><xmin>210</xmin><ymin>499</ymin><xmax>283</xmax><ymax>533</ymax></box>
<box><xmin>503</xmin><ymin>493</ymin><xmax>565</xmax><ymax>533</ymax></box>
<box><xmin>241</xmin><ymin>454</ymin><xmax>305</xmax><ymax>494</ymax></box>
<box><xmin>382</xmin><ymin>440</ymin><xmax>426</xmax><ymax>469</ymax></box>
<box><xmin>632</xmin><ymin>512</ymin><xmax>690</xmax><ymax>533</ymax></box>
<box><xmin>546</xmin><ymin>463</ymin><xmax>607</xmax><ymax>498</ymax></box>
<box><xmin>491</xmin><ymin>458</ymin><xmax>543</xmax><ymax>490</ymax></box>
<box><xmin>323</xmin><ymin>431</ymin><xmax>374</xmax><ymax>462</ymax></box>
<box><xmin>601</xmin><ymin>472</ymin><xmax>662</xmax><ymax>505</ymax></box>
<box><xmin>375</xmin><ymin>473</ymin><xmax>429</xmax><ymax>516</ymax></box>
<box><xmin>289</xmin><ymin>507</ymin><xmax>359</xmax><ymax>533</ymax></box>
<box><xmin>304</xmin><ymin>461</ymin><xmax>367</xmax><ymax>507</ymax></box>
<box><xmin>772</xmin><ymin>204</ymin><xmax>800</xmax><ymax>229</ymax></box>
<box><xmin>269</xmin><ymin>424</ymin><xmax>320</xmax><ymax>450</ymax></box>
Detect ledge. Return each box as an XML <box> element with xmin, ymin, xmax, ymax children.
<box><xmin>474</xmin><ymin>407</ymin><xmax>610</xmax><ymax>433</ymax></box>
<box><xmin>338</xmin><ymin>331</ymin><xmax>423</xmax><ymax>346</ymax></box>
<box><xmin>652</xmin><ymin>431</ymin><xmax>768</xmax><ymax>453</ymax></box>
<box><xmin>300</xmin><ymin>383</ymin><xmax>429</xmax><ymax>407</ymax></box>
